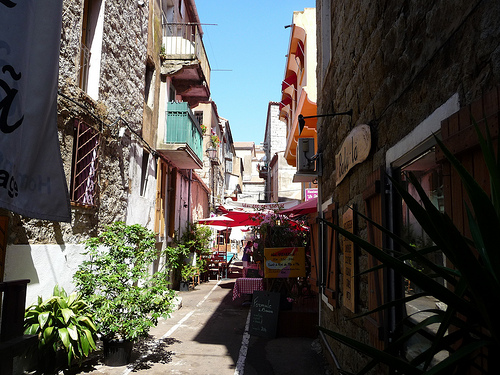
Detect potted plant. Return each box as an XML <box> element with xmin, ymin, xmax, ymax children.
<box><xmin>24</xmin><ymin>285</ymin><xmax>98</xmax><ymax>372</ymax></box>
<box><xmin>73</xmin><ymin>222</ymin><xmax>176</xmax><ymax>366</ymax></box>
<box><xmin>179</xmin><ymin>264</ymin><xmax>197</xmax><ymax>291</ymax></box>
<box><xmin>166</xmin><ymin>223</ymin><xmax>212</xmax><ymax>290</ymax></box>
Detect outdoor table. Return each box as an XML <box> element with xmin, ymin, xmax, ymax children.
<box><xmin>243</xmin><ymin>264</ymin><xmax>262</xmax><ymax>278</ymax></box>
<box><xmin>232</xmin><ymin>277</ymin><xmax>264</xmax><ymax>300</ymax></box>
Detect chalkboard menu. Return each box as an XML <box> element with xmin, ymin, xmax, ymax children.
<box><xmin>249</xmin><ymin>291</ymin><xmax>280</xmax><ymax>338</ymax></box>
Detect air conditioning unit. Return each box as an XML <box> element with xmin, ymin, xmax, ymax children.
<box><xmin>297</xmin><ymin>138</ymin><xmax>315</xmax><ymax>173</ymax></box>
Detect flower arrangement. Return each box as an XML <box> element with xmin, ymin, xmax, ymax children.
<box><xmin>250</xmin><ymin>211</ymin><xmax>308</xmax><ymax>260</ymax></box>
<box><xmin>211</xmin><ymin>134</ymin><xmax>220</xmax><ymax>146</ymax></box>
<box><xmin>200</xmin><ymin>123</ymin><xmax>207</xmax><ymax>134</ymax></box>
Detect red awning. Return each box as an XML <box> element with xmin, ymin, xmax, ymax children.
<box><xmin>280</xmin><ymin>198</ymin><xmax>317</xmax><ymax>217</ymax></box>
<box><xmin>197</xmin><ymin>211</ymin><xmax>264</xmax><ymax>228</ymax></box>
<box><xmin>281</xmin><ymin>74</ymin><xmax>297</xmax><ymax>91</ymax></box>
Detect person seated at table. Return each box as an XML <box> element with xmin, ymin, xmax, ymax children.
<box><xmin>242</xmin><ymin>240</ymin><xmax>253</xmax><ymax>267</ymax></box>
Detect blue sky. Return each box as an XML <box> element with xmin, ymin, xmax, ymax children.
<box><xmin>195</xmin><ymin>1</ymin><xmax>316</xmax><ymax>145</ymax></box>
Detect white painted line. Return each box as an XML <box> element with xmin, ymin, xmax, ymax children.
<box><xmin>122</xmin><ymin>280</ymin><xmax>222</xmax><ymax>375</ymax></box>
<box><xmin>234</xmin><ymin>309</ymin><xmax>252</xmax><ymax>375</ymax></box>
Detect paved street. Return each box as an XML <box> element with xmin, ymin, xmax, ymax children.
<box><xmin>66</xmin><ymin>266</ymin><xmax>331</xmax><ymax>375</ymax></box>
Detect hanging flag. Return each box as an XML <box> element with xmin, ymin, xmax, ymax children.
<box><xmin>0</xmin><ymin>0</ymin><xmax>71</xmax><ymax>222</ymax></box>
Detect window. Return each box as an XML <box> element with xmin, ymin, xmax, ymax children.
<box><xmin>145</xmin><ymin>62</ymin><xmax>155</xmax><ymax>108</ymax></box>
<box><xmin>79</xmin><ymin>0</ymin><xmax>104</xmax><ymax>99</ymax></box>
<box><xmin>71</xmin><ymin>119</ymin><xmax>100</xmax><ymax>206</ymax></box>
<box><xmin>140</xmin><ymin>150</ymin><xmax>150</xmax><ymax>197</ymax></box>
<box><xmin>399</xmin><ymin>147</ymin><xmax>445</xmax><ymax>293</ymax></box>
<box><xmin>194</xmin><ymin>111</ymin><xmax>203</xmax><ymax>128</ymax></box>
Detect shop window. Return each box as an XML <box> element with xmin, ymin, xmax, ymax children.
<box><xmin>399</xmin><ymin>147</ymin><xmax>445</xmax><ymax>292</ymax></box>
<box><xmin>70</xmin><ymin>119</ymin><xmax>100</xmax><ymax>207</ymax></box>
<box><xmin>394</xmin><ymin>146</ymin><xmax>447</xmax><ymax>345</ymax></box>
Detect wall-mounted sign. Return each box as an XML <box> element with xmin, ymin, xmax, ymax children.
<box><xmin>342</xmin><ymin>208</ymin><xmax>355</xmax><ymax>312</ymax></box>
<box><xmin>305</xmin><ymin>188</ymin><xmax>318</xmax><ymax>201</ymax></box>
<box><xmin>335</xmin><ymin>125</ymin><xmax>371</xmax><ymax>185</ymax></box>
<box><xmin>264</xmin><ymin>247</ymin><xmax>306</xmax><ymax>278</ymax></box>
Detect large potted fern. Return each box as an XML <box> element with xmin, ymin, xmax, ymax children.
<box><xmin>73</xmin><ymin>222</ymin><xmax>176</xmax><ymax>366</ymax></box>
<box><xmin>319</xmin><ymin>121</ymin><xmax>500</xmax><ymax>374</ymax></box>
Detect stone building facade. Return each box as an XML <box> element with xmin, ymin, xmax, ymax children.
<box><xmin>1</xmin><ymin>0</ymin><xmax>216</xmax><ymax>302</ymax></box>
<box><xmin>3</xmin><ymin>0</ymin><xmax>154</xmax><ymax>303</ymax></box>
<box><xmin>314</xmin><ymin>1</ymin><xmax>500</xmax><ymax>373</ymax></box>
<box><xmin>261</xmin><ymin>102</ymin><xmax>302</xmax><ymax>203</ymax></box>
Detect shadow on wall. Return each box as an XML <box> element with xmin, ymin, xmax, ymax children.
<box><xmin>4</xmin><ymin>244</ymin><xmax>89</xmax><ymax>305</ymax></box>
<box><xmin>4</xmin><ymin>244</ymin><xmax>39</xmax><ymax>285</ymax></box>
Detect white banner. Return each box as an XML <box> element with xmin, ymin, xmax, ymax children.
<box><xmin>223</xmin><ymin>200</ymin><xmax>298</xmax><ymax>211</ymax></box>
<box><xmin>0</xmin><ymin>0</ymin><xmax>71</xmax><ymax>222</ymax></box>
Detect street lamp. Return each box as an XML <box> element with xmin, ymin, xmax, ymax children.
<box><xmin>206</xmin><ymin>145</ymin><xmax>217</xmax><ymax>211</ymax></box>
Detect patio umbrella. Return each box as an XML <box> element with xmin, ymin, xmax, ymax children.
<box><xmin>196</xmin><ymin>215</ymin><xmax>235</xmax><ymax>227</ymax></box>
<box><xmin>222</xmin><ymin>210</ymin><xmax>263</xmax><ymax>227</ymax></box>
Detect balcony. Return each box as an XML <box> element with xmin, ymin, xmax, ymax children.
<box><xmin>157</xmin><ymin>102</ymin><xmax>203</xmax><ymax>169</ymax></box>
<box><xmin>161</xmin><ymin>22</ymin><xmax>211</xmax><ymax>107</ymax></box>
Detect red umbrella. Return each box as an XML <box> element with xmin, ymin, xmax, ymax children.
<box><xmin>222</xmin><ymin>210</ymin><xmax>263</xmax><ymax>227</ymax></box>
<box><xmin>196</xmin><ymin>215</ymin><xmax>237</xmax><ymax>227</ymax></box>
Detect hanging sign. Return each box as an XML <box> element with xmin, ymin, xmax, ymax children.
<box><xmin>335</xmin><ymin>125</ymin><xmax>371</xmax><ymax>185</ymax></box>
<box><xmin>305</xmin><ymin>188</ymin><xmax>318</xmax><ymax>201</ymax></box>
<box><xmin>342</xmin><ymin>208</ymin><xmax>355</xmax><ymax>312</ymax></box>
<box><xmin>264</xmin><ymin>247</ymin><xmax>306</xmax><ymax>278</ymax></box>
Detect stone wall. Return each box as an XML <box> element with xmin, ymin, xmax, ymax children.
<box><xmin>4</xmin><ymin>0</ymin><xmax>152</xmax><ymax>300</ymax></box>
<box><xmin>5</xmin><ymin>0</ymin><xmax>150</xmax><ymax>245</ymax></box>
<box><xmin>317</xmin><ymin>0</ymin><xmax>500</xmax><ymax>373</ymax></box>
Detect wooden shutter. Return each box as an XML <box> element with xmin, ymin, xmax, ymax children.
<box><xmin>308</xmin><ymin>213</ymin><xmax>319</xmax><ymax>293</ymax></box>
<box><xmin>324</xmin><ymin>203</ymin><xmax>338</xmax><ymax>307</ymax></box>
<box><xmin>363</xmin><ymin>167</ymin><xmax>387</xmax><ymax>349</ymax></box>
<box><xmin>436</xmin><ymin>86</ymin><xmax>499</xmax><ymax>375</ymax></box>
<box><xmin>437</xmin><ymin>86</ymin><xmax>499</xmax><ymax>234</ymax></box>
<box><xmin>155</xmin><ymin>159</ymin><xmax>167</xmax><ymax>237</ymax></box>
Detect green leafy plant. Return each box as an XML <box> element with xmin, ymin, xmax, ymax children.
<box><xmin>180</xmin><ymin>263</ymin><xmax>197</xmax><ymax>281</ymax></box>
<box><xmin>166</xmin><ymin>223</ymin><xmax>212</xmax><ymax>285</ymax></box>
<box><xmin>73</xmin><ymin>222</ymin><xmax>176</xmax><ymax>341</ymax></box>
<box><xmin>24</xmin><ymin>285</ymin><xmax>98</xmax><ymax>367</ymax></box>
<box><xmin>319</xmin><ymin>121</ymin><xmax>500</xmax><ymax>374</ymax></box>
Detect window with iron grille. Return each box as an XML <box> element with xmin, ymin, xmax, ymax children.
<box><xmin>194</xmin><ymin>111</ymin><xmax>203</xmax><ymax>128</ymax></box>
<box><xmin>71</xmin><ymin>119</ymin><xmax>100</xmax><ymax>206</ymax></box>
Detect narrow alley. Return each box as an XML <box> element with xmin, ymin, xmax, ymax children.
<box><xmin>65</xmin><ymin>262</ymin><xmax>330</xmax><ymax>375</ymax></box>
